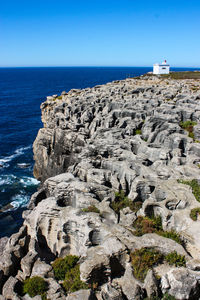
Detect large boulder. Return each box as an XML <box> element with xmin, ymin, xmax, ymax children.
<box><xmin>31</xmin><ymin>259</ymin><xmax>52</xmax><ymax>278</ymax></box>
<box><xmin>161</xmin><ymin>267</ymin><xmax>200</xmax><ymax>299</ymax></box>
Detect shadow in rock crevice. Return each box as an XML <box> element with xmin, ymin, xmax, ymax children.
<box><xmin>35</xmin><ymin>228</ymin><xmax>56</xmax><ymax>263</ymax></box>
<box><xmin>110</xmin><ymin>256</ymin><xmax>125</xmax><ymax>279</ymax></box>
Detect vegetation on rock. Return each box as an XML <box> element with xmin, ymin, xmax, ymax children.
<box><xmin>63</xmin><ymin>264</ymin><xmax>88</xmax><ymax>293</ymax></box>
<box><xmin>180</xmin><ymin>120</ymin><xmax>197</xmax><ymax>140</ymax></box>
<box><xmin>82</xmin><ymin>205</ymin><xmax>100</xmax><ymax>213</ymax></box>
<box><xmin>23</xmin><ymin>276</ymin><xmax>48</xmax><ymax>298</ymax></box>
<box><xmin>52</xmin><ymin>255</ymin><xmax>79</xmax><ymax>280</ymax></box>
<box><xmin>161</xmin><ymin>71</ymin><xmax>200</xmax><ymax>80</ymax></box>
<box><xmin>131</xmin><ymin>248</ymin><xmax>186</xmax><ymax>282</ymax></box>
<box><xmin>162</xmin><ymin>294</ymin><xmax>176</xmax><ymax>300</ymax></box>
<box><xmin>52</xmin><ymin>255</ymin><xmax>88</xmax><ymax>294</ymax></box>
<box><xmin>144</xmin><ymin>295</ymin><xmax>176</xmax><ymax>300</ymax></box>
<box><xmin>110</xmin><ymin>190</ymin><xmax>142</xmax><ymax>214</ymax></box>
<box><xmin>133</xmin><ymin>215</ymin><xmax>162</xmax><ymax>236</ymax></box>
<box><xmin>190</xmin><ymin>207</ymin><xmax>200</xmax><ymax>221</ymax></box>
<box><xmin>178</xmin><ymin>179</ymin><xmax>200</xmax><ymax>202</ymax></box>
<box><xmin>132</xmin><ymin>216</ymin><xmax>182</xmax><ymax>245</ymax></box>
<box><xmin>157</xmin><ymin>230</ymin><xmax>182</xmax><ymax>245</ymax></box>
<box><xmin>165</xmin><ymin>251</ymin><xmax>186</xmax><ymax>267</ymax></box>
<box><xmin>135</xmin><ymin>129</ymin><xmax>142</xmax><ymax>135</ymax></box>
<box><xmin>143</xmin><ymin>71</ymin><xmax>200</xmax><ymax>80</ymax></box>
<box><xmin>131</xmin><ymin>248</ymin><xmax>163</xmax><ymax>281</ymax></box>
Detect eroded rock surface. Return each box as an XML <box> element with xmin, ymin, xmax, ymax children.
<box><xmin>1</xmin><ymin>75</ymin><xmax>200</xmax><ymax>299</ymax></box>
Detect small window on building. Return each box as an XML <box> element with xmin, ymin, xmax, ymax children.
<box><xmin>162</xmin><ymin>67</ymin><xmax>166</xmax><ymax>69</ymax></box>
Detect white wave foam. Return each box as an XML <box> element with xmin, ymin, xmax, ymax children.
<box><xmin>10</xmin><ymin>193</ymin><xmax>30</xmax><ymax>210</ymax></box>
<box><xmin>20</xmin><ymin>176</ymin><xmax>40</xmax><ymax>186</ymax></box>
<box><xmin>0</xmin><ymin>145</ymin><xmax>32</xmax><ymax>167</ymax></box>
<box><xmin>0</xmin><ymin>175</ymin><xmax>17</xmax><ymax>186</ymax></box>
<box><xmin>0</xmin><ymin>174</ymin><xmax>39</xmax><ymax>188</ymax></box>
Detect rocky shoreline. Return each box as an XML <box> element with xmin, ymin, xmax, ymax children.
<box><xmin>0</xmin><ymin>74</ymin><xmax>200</xmax><ymax>299</ymax></box>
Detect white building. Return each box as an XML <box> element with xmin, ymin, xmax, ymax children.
<box><xmin>153</xmin><ymin>60</ymin><xmax>170</xmax><ymax>75</ymax></box>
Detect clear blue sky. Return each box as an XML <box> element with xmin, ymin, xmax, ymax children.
<box><xmin>0</xmin><ymin>0</ymin><xmax>200</xmax><ymax>67</ymax></box>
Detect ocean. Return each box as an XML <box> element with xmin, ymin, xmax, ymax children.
<box><xmin>0</xmin><ymin>66</ymin><xmax>199</xmax><ymax>238</ymax></box>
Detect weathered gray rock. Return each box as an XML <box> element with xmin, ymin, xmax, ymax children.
<box><xmin>2</xmin><ymin>276</ymin><xmax>20</xmax><ymax>299</ymax></box>
<box><xmin>116</xmin><ymin>264</ymin><xmax>145</xmax><ymax>300</ymax></box>
<box><xmin>66</xmin><ymin>289</ymin><xmax>94</xmax><ymax>300</ymax></box>
<box><xmin>28</xmin><ymin>188</ymin><xmax>46</xmax><ymax>209</ymax></box>
<box><xmin>0</xmin><ymin>238</ymin><xmax>8</xmax><ymax>256</ymax></box>
<box><xmin>186</xmin><ymin>258</ymin><xmax>200</xmax><ymax>271</ymax></box>
<box><xmin>194</xmin><ymin>124</ymin><xmax>200</xmax><ymax>140</ymax></box>
<box><xmin>24</xmin><ymin>296</ymin><xmax>43</xmax><ymax>300</ymax></box>
<box><xmin>22</xmin><ymin>295</ymin><xmax>42</xmax><ymax>300</ymax></box>
<box><xmin>161</xmin><ymin>268</ymin><xmax>200</xmax><ymax>299</ymax></box>
<box><xmin>31</xmin><ymin>258</ymin><xmax>52</xmax><ymax>278</ymax></box>
<box><xmin>46</xmin><ymin>278</ymin><xmax>65</xmax><ymax>299</ymax></box>
<box><xmin>100</xmin><ymin>283</ymin><xmax>124</xmax><ymax>300</ymax></box>
<box><xmin>20</xmin><ymin>251</ymin><xmax>38</xmax><ymax>279</ymax></box>
<box><xmin>0</xmin><ymin>252</ymin><xmax>16</xmax><ymax>276</ymax></box>
<box><xmin>144</xmin><ymin>270</ymin><xmax>159</xmax><ymax>298</ymax></box>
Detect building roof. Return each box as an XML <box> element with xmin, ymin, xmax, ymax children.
<box><xmin>153</xmin><ymin>64</ymin><xmax>170</xmax><ymax>67</ymax></box>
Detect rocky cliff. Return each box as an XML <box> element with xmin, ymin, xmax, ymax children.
<box><xmin>1</xmin><ymin>74</ymin><xmax>200</xmax><ymax>300</ymax></box>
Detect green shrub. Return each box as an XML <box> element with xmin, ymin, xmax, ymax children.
<box><xmin>180</xmin><ymin>120</ymin><xmax>197</xmax><ymax>129</ymax></box>
<box><xmin>52</xmin><ymin>255</ymin><xmax>79</xmax><ymax>280</ymax></box>
<box><xmin>130</xmin><ymin>201</ymin><xmax>143</xmax><ymax>212</ymax></box>
<box><xmin>180</xmin><ymin>121</ymin><xmax>197</xmax><ymax>140</ymax></box>
<box><xmin>110</xmin><ymin>190</ymin><xmax>142</xmax><ymax>214</ymax></box>
<box><xmin>157</xmin><ymin>230</ymin><xmax>182</xmax><ymax>245</ymax></box>
<box><xmin>82</xmin><ymin>205</ymin><xmax>100</xmax><ymax>213</ymax></box>
<box><xmin>135</xmin><ymin>129</ymin><xmax>142</xmax><ymax>135</ymax></box>
<box><xmin>190</xmin><ymin>207</ymin><xmax>200</xmax><ymax>221</ymax></box>
<box><xmin>131</xmin><ymin>248</ymin><xmax>163</xmax><ymax>281</ymax></box>
<box><xmin>132</xmin><ymin>216</ymin><xmax>162</xmax><ymax>236</ymax></box>
<box><xmin>23</xmin><ymin>276</ymin><xmax>48</xmax><ymax>298</ymax></box>
<box><xmin>165</xmin><ymin>251</ymin><xmax>186</xmax><ymax>267</ymax></box>
<box><xmin>57</xmin><ymin>96</ymin><xmax>62</xmax><ymax>99</ymax></box>
<box><xmin>188</xmin><ymin>131</ymin><xmax>195</xmax><ymax>139</ymax></box>
<box><xmin>178</xmin><ymin>179</ymin><xmax>200</xmax><ymax>202</ymax></box>
<box><xmin>52</xmin><ymin>255</ymin><xmax>88</xmax><ymax>294</ymax></box>
<box><xmin>63</xmin><ymin>265</ymin><xmax>88</xmax><ymax>293</ymax></box>
<box><xmin>162</xmin><ymin>294</ymin><xmax>176</xmax><ymax>300</ymax></box>
<box><xmin>133</xmin><ymin>216</ymin><xmax>183</xmax><ymax>245</ymax></box>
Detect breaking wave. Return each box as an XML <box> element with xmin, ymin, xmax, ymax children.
<box><xmin>0</xmin><ymin>145</ymin><xmax>32</xmax><ymax>168</ymax></box>
<box><xmin>20</xmin><ymin>176</ymin><xmax>40</xmax><ymax>186</ymax></box>
<box><xmin>10</xmin><ymin>193</ymin><xmax>30</xmax><ymax>210</ymax></box>
<box><xmin>0</xmin><ymin>174</ymin><xmax>17</xmax><ymax>186</ymax></box>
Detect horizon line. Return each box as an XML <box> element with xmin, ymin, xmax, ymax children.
<box><xmin>0</xmin><ymin>65</ymin><xmax>200</xmax><ymax>69</ymax></box>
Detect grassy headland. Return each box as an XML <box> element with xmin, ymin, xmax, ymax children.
<box><xmin>144</xmin><ymin>71</ymin><xmax>200</xmax><ymax>80</ymax></box>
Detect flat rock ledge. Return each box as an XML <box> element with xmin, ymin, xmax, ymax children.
<box><xmin>1</xmin><ymin>75</ymin><xmax>200</xmax><ymax>299</ymax></box>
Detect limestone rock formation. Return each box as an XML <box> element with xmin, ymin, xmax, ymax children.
<box><xmin>1</xmin><ymin>75</ymin><xmax>200</xmax><ymax>299</ymax></box>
